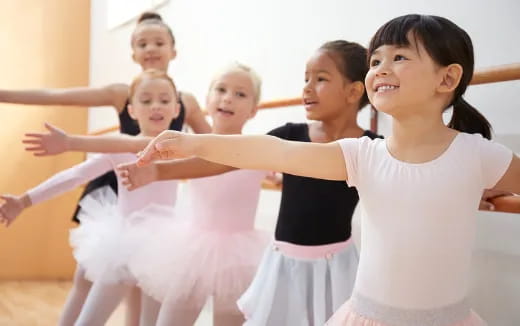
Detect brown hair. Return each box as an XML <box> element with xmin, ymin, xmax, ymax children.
<box><xmin>132</xmin><ymin>12</ymin><xmax>175</xmax><ymax>46</ymax></box>
<box><xmin>129</xmin><ymin>69</ymin><xmax>178</xmax><ymax>103</ymax></box>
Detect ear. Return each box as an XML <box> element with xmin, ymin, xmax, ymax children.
<box><xmin>170</xmin><ymin>48</ymin><xmax>177</xmax><ymax>61</ymax></box>
<box><xmin>127</xmin><ymin>103</ymin><xmax>138</xmax><ymax>120</ymax></box>
<box><xmin>438</xmin><ymin>63</ymin><xmax>463</xmax><ymax>94</ymax></box>
<box><xmin>346</xmin><ymin>81</ymin><xmax>365</xmax><ymax>104</ymax></box>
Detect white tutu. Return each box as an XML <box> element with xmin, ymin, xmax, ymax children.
<box><xmin>238</xmin><ymin>240</ymin><xmax>359</xmax><ymax>326</ymax></box>
<box><xmin>128</xmin><ymin>218</ymin><xmax>270</xmax><ymax>309</ymax></box>
<box><xmin>70</xmin><ymin>188</ymin><xmax>174</xmax><ymax>284</ymax></box>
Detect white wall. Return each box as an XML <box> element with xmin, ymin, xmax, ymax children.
<box><xmin>89</xmin><ymin>0</ymin><xmax>520</xmax><ymax>324</ymax></box>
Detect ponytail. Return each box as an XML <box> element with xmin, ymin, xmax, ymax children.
<box><xmin>448</xmin><ymin>97</ymin><xmax>492</xmax><ymax>140</ymax></box>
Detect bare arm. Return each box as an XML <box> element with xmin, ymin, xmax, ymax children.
<box><xmin>117</xmin><ymin>158</ymin><xmax>235</xmax><ymax>191</ymax></box>
<box><xmin>0</xmin><ymin>84</ymin><xmax>128</xmax><ymax>112</ymax></box>
<box><xmin>23</xmin><ymin>123</ymin><xmax>151</xmax><ymax>155</ymax></box>
<box><xmin>494</xmin><ymin>154</ymin><xmax>520</xmax><ymax>195</ymax></box>
<box><xmin>181</xmin><ymin>92</ymin><xmax>212</xmax><ymax>134</ymax></box>
<box><xmin>138</xmin><ymin>131</ymin><xmax>348</xmax><ymax>181</ymax></box>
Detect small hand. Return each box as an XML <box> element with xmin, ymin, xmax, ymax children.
<box><xmin>22</xmin><ymin>123</ymin><xmax>70</xmax><ymax>156</ymax></box>
<box><xmin>0</xmin><ymin>195</ymin><xmax>27</xmax><ymax>227</ymax></box>
<box><xmin>137</xmin><ymin>130</ymin><xmax>192</xmax><ymax>167</ymax></box>
<box><xmin>479</xmin><ymin>189</ymin><xmax>514</xmax><ymax>211</ymax></box>
<box><xmin>117</xmin><ymin>161</ymin><xmax>158</xmax><ymax>191</ymax></box>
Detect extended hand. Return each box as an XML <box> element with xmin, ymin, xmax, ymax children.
<box><xmin>479</xmin><ymin>189</ymin><xmax>514</xmax><ymax>211</ymax></box>
<box><xmin>137</xmin><ymin>130</ymin><xmax>194</xmax><ymax>166</ymax></box>
<box><xmin>117</xmin><ymin>161</ymin><xmax>158</xmax><ymax>191</ymax></box>
<box><xmin>22</xmin><ymin>123</ymin><xmax>69</xmax><ymax>156</ymax></box>
<box><xmin>0</xmin><ymin>195</ymin><xmax>26</xmax><ymax>227</ymax></box>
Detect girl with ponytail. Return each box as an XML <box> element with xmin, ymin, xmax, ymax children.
<box><xmin>136</xmin><ymin>14</ymin><xmax>519</xmax><ymax>326</ymax></box>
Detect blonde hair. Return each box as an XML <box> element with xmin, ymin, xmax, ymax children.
<box><xmin>210</xmin><ymin>62</ymin><xmax>262</xmax><ymax>105</ymax></box>
<box><xmin>129</xmin><ymin>69</ymin><xmax>177</xmax><ymax>103</ymax></box>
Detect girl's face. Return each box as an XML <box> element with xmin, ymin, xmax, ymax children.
<box><xmin>128</xmin><ymin>78</ymin><xmax>179</xmax><ymax>137</ymax></box>
<box><xmin>206</xmin><ymin>70</ymin><xmax>257</xmax><ymax>134</ymax></box>
<box><xmin>132</xmin><ymin>25</ymin><xmax>176</xmax><ymax>71</ymax></box>
<box><xmin>366</xmin><ymin>35</ymin><xmax>443</xmax><ymax>117</ymax></box>
<box><xmin>303</xmin><ymin>50</ymin><xmax>355</xmax><ymax>121</ymax></box>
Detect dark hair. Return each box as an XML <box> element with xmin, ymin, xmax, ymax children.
<box><xmin>133</xmin><ymin>12</ymin><xmax>175</xmax><ymax>46</ymax></box>
<box><xmin>368</xmin><ymin>14</ymin><xmax>491</xmax><ymax>139</ymax></box>
<box><xmin>319</xmin><ymin>40</ymin><xmax>369</xmax><ymax>110</ymax></box>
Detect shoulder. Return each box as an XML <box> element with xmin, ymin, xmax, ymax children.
<box><xmin>178</xmin><ymin>92</ymin><xmax>201</xmax><ymax>113</ymax></box>
<box><xmin>267</xmin><ymin>122</ymin><xmax>307</xmax><ymax>139</ymax></box>
<box><xmin>105</xmin><ymin>83</ymin><xmax>129</xmax><ymax>112</ymax></box>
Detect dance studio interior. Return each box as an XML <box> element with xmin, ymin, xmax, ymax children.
<box><xmin>0</xmin><ymin>0</ymin><xmax>519</xmax><ymax>325</ymax></box>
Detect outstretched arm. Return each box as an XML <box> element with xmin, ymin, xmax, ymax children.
<box><xmin>117</xmin><ymin>158</ymin><xmax>235</xmax><ymax>190</ymax></box>
<box><xmin>0</xmin><ymin>155</ymin><xmax>113</xmax><ymax>226</ymax></box>
<box><xmin>137</xmin><ymin>131</ymin><xmax>348</xmax><ymax>181</ymax></box>
<box><xmin>0</xmin><ymin>84</ymin><xmax>128</xmax><ymax>112</ymax></box>
<box><xmin>23</xmin><ymin>123</ymin><xmax>151</xmax><ymax>156</ymax></box>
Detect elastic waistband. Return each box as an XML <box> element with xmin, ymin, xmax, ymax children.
<box><xmin>272</xmin><ymin>239</ymin><xmax>353</xmax><ymax>260</ymax></box>
<box><xmin>350</xmin><ymin>292</ymin><xmax>472</xmax><ymax>326</ymax></box>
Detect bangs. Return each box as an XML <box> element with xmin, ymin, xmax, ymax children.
<box><xmin>368</xmin><ymin>15</ymin><xmax>443</xmax><ymax>61</ymax></box>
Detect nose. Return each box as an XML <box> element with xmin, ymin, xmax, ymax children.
<box><xmin>223</xmin><ymin>91</ymin><xmax>233</xmax><ymax>103</ymax></box>
<box><xmin>374</xmin><ymin>61</ymin><xmax>390</xmax><ymax>77</ymax></box>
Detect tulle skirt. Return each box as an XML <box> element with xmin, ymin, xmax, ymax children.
<box><xmin>128</xmin><ymin>218</ymin><xmax>270</xmax><ymax>311</ymax></box>
<box><xmin>238</xmin><ymin>239</ymin><xmax>359</xmax><ymax>326</ymax></box>
<box><xmin>70</xmin><ymin>188</ymin><xmax>174</xmax><ymax>284</ymax></box>
<box><xmin>326</xmin><ymin>292</ymin><xmax>487</xmax><ymax>326</ymax></box>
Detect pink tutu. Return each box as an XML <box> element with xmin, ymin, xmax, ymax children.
<box><xmin>128</xmin><ymin>218</ymin><xmax>270</xmax><ymax>310</ymax></box>
<box><xmin>326</xmin><ymin>293</ymin><xmax>487</xmax><ymax>326</ymax></box>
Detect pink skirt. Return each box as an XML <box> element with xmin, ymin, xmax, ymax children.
<box><xmin>326</xmin><ymin>292</ymin><xmax>487</xmax><ymax>326</ymax></box>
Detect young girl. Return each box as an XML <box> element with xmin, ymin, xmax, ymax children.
<box><xmin>119</xmin><ymin>40</ymin><xmax>379</xmax><ymax>326</ymax></box>
<box><xmin>137</xmin><ymin>14</ymin><xmax>519</xmax><ymax>326</ymax></box>
<box><xmin>0</xmin><ymin>70</ymin><xmax>182</xmax><ymax>326</ymax></box>
<box><xmin>122</xmin><ymin>62</ymin><xmax>270</xmax><ymax>326</ymax></box>
<box><xmin>3</xmin><ymin>11</ymin><xmax>210</xmax><ymax>224</ymax></box>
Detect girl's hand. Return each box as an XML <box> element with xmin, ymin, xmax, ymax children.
<box><xmin>137</xmin><ymin>130</ymin><xmax>195</xmax><ymax>166</ymax></box>
<box><xmin>479</xmin><ymin>189</ymin><xmax>513</xmax><ymax>211</ymax></box>
<box><xmin>22</xmin><ymin>123</ymin><xmax>70</xmax><ymax>156</ymax></box>
<box><xmin>117</xmin><ymin>162</ymin><xmax>158</xmax><ymax>191</ymax></box>
<box><xmin>0</xmin><ymin>195</ymin><xmax>29</xmax><ymax>227</ymax></box>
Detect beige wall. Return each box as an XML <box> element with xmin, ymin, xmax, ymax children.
<box><xmin>0</xmin><ymin>0</ymin><xmax>90</xmax><ymax>279</ymax></box>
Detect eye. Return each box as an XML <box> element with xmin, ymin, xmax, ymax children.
<box><xmin>161</xmin><ymin>99</ymin><xmax>170</xmax><ymax>104</ymax></box>
<box><xmin>317</xmin><ymin>76</ymin><xmax>328</xmax><ymax>82</ymax></box>
<box><xmin>156</xmin><ymin>41</ymin><xmax>164</xmax><ymax>47</ymax></box>
<box><xmin>216</xmin><ymin>87</ymin><xmax>226</xmax><ymax>93</ymax></box>
<box><xmin>394</xmin><ymin>54</ymin><xmax>407</xmax><ymax>61</ymax></box>
<box><xmin>370</xmin><ymin>59</ymin><xmax>381</xmax><ymax>67</ymax></box>
<box><xmin>236</xmin><ymin>91</ymin><xmax>246</xmax><ymax>98</ymax></box>
<box><xmin>141</xmin><ymin>99</ymin><xmax>151</xmax><ymax>104</ymax></box>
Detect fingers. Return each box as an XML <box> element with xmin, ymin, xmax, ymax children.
<box><xmin>44</xmin><ymin>122</ymin><xmax>58</xmax><ymax>132</ymax></box>
<box><xmin>22</xmin><ymin>140</ymin><xmax>44</xmax><ymax>146</ymax></box>
<box><xmin>479</xmin><ymin>200</ymin><xmax>495</xmax><ymax>211</ymax></box>
<box><xmin>23</xmin><ymin>133</ymin><xmax>44</xmax><ymax>139</ymax></box>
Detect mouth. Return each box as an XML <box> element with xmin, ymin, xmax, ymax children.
<box><xmin>217</xmin><ymin>108</ymin><xmax>235</xmax><ymax>116</ymax></box>
<box><xmin>149</xmin><ymin>113</ymin><xmax>165</xmax><ymax>122</ymax></box>
<box><xmin>374</xmin><ymin>83</ymin><xmax>399</xmax><ymax>93</ymax></box>
<box><xmin>145</xmin><ymin>56</ymin><xmax>161</xmax><ymax>63</ymax></box>
<box><xmin>303</xmin><ymin>98</ymin><xmax>319</xmax><ymax>110</ymax></box>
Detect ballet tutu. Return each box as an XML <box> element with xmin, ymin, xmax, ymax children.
<box><xmin>326</xmin><ymin>292</ymin><xmax>487</xmax><ymax>326</ymax></box>
<box><xmin>128</xmin><ymin>218</ymin><xmax>270</xmax><ymax>311</ymax></box>
<box><xmin>70</xmin><ymin>188</ymin><xmax>174</xmax><ymax>284</ymax></box>
<box><xmin>237</xmin><ymin>239</ymin><xmax>359</xmax><ymax>326</ymax></box>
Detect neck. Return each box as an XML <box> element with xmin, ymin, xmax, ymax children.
<box><xmin>315</xmin><ymin>107</ymin><xmax>364</xmax><ymax>141</ymax></box>
<box><xmin>212</xmin><ymin>124</ymin><xmax>243</xmax><ymax>135</ymax></box>
<box><xmin>390</xmin><ymin>110</ymin><xmax>450</xmax><ymax>146</ymax></box>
